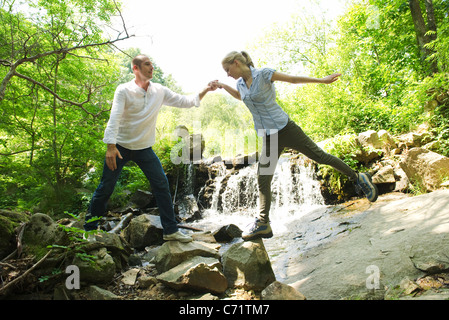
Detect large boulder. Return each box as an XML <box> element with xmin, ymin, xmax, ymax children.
<box><xmin>157</xmin><ymin>256</ymin><xmax>228</xmax><ymax>294</ymax></box>
<box><xmin>23</xmin><ymin>213</ymin><xmax>70</xmax><ymax>258</ymax></box>
<box><xmin>221</xmin><ymin>238</ymin><xmax>276</xmax><ymax>291</ymax></box>
<box><xmin>356</xmin><ymin>130</ymin><xmax>383</xmax><ymax>163</ymax></box>
<box><xmin>155</xmin><ymin>241</ymin><xmax>220</xmax><ymax>273</ymax></box>
<box><xmin>0</xmin><ymin>210</ymin><xmax>29</xmax><ymax>259</ymax></box>
<box><xmin>73</xmin><ymin>247</ymin><xmax>116</xmax><ymax>284</ymax></box>
<box><xmin>123</xmin><ymin>214</ymin><xmax>163</xmax><ymax>250</ymax></box>
<box><xmin>399</xmin><ymin>147</ymin><xmax>449</xmax><ymax>191</ymax></box>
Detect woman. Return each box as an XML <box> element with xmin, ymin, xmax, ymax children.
<box><xmin>211</xmin><ymin>51</ymin><xmax>378</xmax><ymax>241</ymax></box>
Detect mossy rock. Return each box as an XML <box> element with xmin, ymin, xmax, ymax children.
<box><xmin>73</xmin><ymin>247</ymin><xmax>116</xmax><ymax>284</ymax></box>
<box><xmin>0</xmin><ymin>210</ymin><xmax>30</xmax><ymax>259</ymax></box>
<box><xmin>22</xmin><ymin>213</ymin><xmax>70</xmax><ymax>260</ymax></box>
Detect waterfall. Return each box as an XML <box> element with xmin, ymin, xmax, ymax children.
<box><xmin>183</xmin><ymin>163</ymin><xmax>194</xmax><ymax>195</ymax></box>
<box><xmin>207</xmin><ymin>162</ymin><xmax>227</xmax><ymax>212</ymax></box>
<box><xmin>191</xmin><ymin>153</ymin><xmax>330</xmax><ymax>280</ymax></box>
<box><xmin>221</xmin><ymin>164</ymin><xmax>258</xmax><ymax>216</ymax></box>
<box><xmin>195</xmin><ymin>154</ymin><xmax>325</xmax><ymax>229</ymax></box>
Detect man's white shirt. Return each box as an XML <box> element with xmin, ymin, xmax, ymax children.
<box><xmin>103</xmin><ymin>80</ymin><xmax>200</xmax><ymax>150</ymax></box>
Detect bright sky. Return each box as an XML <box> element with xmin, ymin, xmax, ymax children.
<box><xmin>116</xmin><ymin>0</ymin><xmax>349</xmax><ymax>93</ymax></box>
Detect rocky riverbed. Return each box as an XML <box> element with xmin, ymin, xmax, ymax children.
<box><xmin>1</xmin><ymin>189</ymin><xmax>449</xmax><ymax>301</ymax></box>
<box><xmin>2</xmin><ymin>127</ymin><xmax>449</xmax><ymax>300</ymax></box>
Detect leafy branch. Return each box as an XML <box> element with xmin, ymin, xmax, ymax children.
<box><xmin>0</xmin><ymin>0</ymin><xmax>134</xmax><ymax>111</ymax></box>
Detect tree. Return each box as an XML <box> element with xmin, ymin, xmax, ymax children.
<box><xmin>408</xmin><ymin>0</ymin><xmax>438</xmax><ymax>73</ymax></box>
<box><xmin>246</xmin><ymin>0</ymin><xmax>449</xmax><ymax>140</ymax></box>
<box><xmin>248</xmin><ymin>1</ymin><xmax>334</xmax><ymax>75</ymax></box>
<box><xmin>0</xmin><ymin>0</ymin><xmax>132</xmax><ymax>107</ymax></box>
<box><xmin>0</xmin><ymin>0</ymin><xmax>132</xmax><ymax>213</ymax></box>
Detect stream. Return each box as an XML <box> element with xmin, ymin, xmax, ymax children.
<box><xmin>187</xmin><ymin>154</ymin><xmax>358</xmax><ymax>281</ymax></box>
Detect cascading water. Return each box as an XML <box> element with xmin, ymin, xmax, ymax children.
<box><xmin>194</xmin><ymin>153</ymin><xmax>325</xmax><ymax>232</ymax></box>
<box><xmin>191</xmin><ymin>153</ymin><xmax>351</xmax><ymax>281</ymax></box>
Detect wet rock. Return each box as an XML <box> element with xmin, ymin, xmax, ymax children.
<box><xmin>222</xmin><ymin>238</ymin><xmax>276</xmax><ymax>291</ymax></box>
<box><xmin>212</xmin><ymin>224</ymin><xmax>242</xmax><ymax>242</ymax></box>
<box><xmin>157</xmin><ymin>256</ymin><xmax>227</xmax><ymax>294</ymax></box>
<box><xmin>130</xmin><ymin>189</ymin><xmax>156</xmax><ymax>209</ymax></box>
<box><xmin>175</xmin><ymin>194</ymin><xmax>201</xmax><ymax>222</ymax></box>
<box><xmin>261</xmin><ymin>281</ymin><xmax>306</xmax><ymax>300</ymax></box>
<box><xmin>155</xmin><ymin>241</ymin><xmax>220</xmax><ymax>273</ymax></box>
<box><xmin>232</xmin><ymin>152</ymin><xmax>259</xmax><ymax>169</ymax></box>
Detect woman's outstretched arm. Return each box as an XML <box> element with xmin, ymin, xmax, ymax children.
<box><xmin>271</xmin><ymin>72</ymin><xmax>341</xmax><ymax>85</ymax></box>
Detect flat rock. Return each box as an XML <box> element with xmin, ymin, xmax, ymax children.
<box><xmin>157</xmin><ymin>256</ymin><xmax>227</xmax><ymax>294</ymax></box>
<box><xmin>284</xmin><ymin>190</ymin><xmax>449</xmax><ymax>300</ymax></box>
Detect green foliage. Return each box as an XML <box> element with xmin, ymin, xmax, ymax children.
<box><xmin>2</xmin><ymin>0</ymin><xmax>449</xmax><ymax>215</ymax></box>
<box><xmin>318</xmin><ymin>133</ymin><xmax>367</xmax><ymax>196</ymax></box>
<box><xmin>0</xmin><ymin>0</ymin><xmax>125</xmax><ymax>214</ymax></box>
<box><xmin>155</xmin><ymin>92</ymin><xmax>259</xmax><ymax>159</ymax></box>
<box><xmin>47</xmin><ymin>212</ymin><xmax>100</xmax><ymax>265</ymax></box>
<box><xmin>249</xmin><ymin>0</ymin><xmax>449</xmax><ymax>143</ymax></box>
<box><xmin>247</xmin><ymin>0</ymin><xmax>449</xmax><ymax>193</ymax></box>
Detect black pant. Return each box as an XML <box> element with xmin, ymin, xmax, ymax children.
<box><xmin>257</xmin><ymin>120</ymin><xmax>357</xmax><ymax>222</ymax></box>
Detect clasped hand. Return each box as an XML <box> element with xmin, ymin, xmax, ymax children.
<box><xmin>207</xmin><ymin>80</ymin><xmax>222</xmax><ymax>91</ymax></box>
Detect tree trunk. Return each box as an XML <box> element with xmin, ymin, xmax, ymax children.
<box><xmin>408</xmin><ymin>0</ymin><xmax>438</xmax><ymax>74</ymax></box>
<box><xmin>424</xmin><ymin>0</ymin><xmax>437</xmax><ymax>41</ymax></box>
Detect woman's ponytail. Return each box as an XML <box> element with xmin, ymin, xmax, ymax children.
<box><xmin>222</xmin><ymin>51</ymin><xmax>255</xmax><ymax>68</ymax></box>
<box><xmin>240</xmin><ymin>51</ymin><xmax>254</xmax><ymax>68</ymax></box>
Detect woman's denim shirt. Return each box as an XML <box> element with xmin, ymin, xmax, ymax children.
<box><xmin>236</xmin><ymin>67</ymin><xmax>289</xmax><ymax>136</ymax></box>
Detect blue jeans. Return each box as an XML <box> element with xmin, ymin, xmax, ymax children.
<box><xmin>84</xmin><ymin>144</ymin><xmax>178</xmax><ymax>235</ymax></box>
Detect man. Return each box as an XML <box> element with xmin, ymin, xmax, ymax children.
<box><xmin>84</xmin><ymin>54</ymin><xmax>216</xmax><ymax>242</ymax></box>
